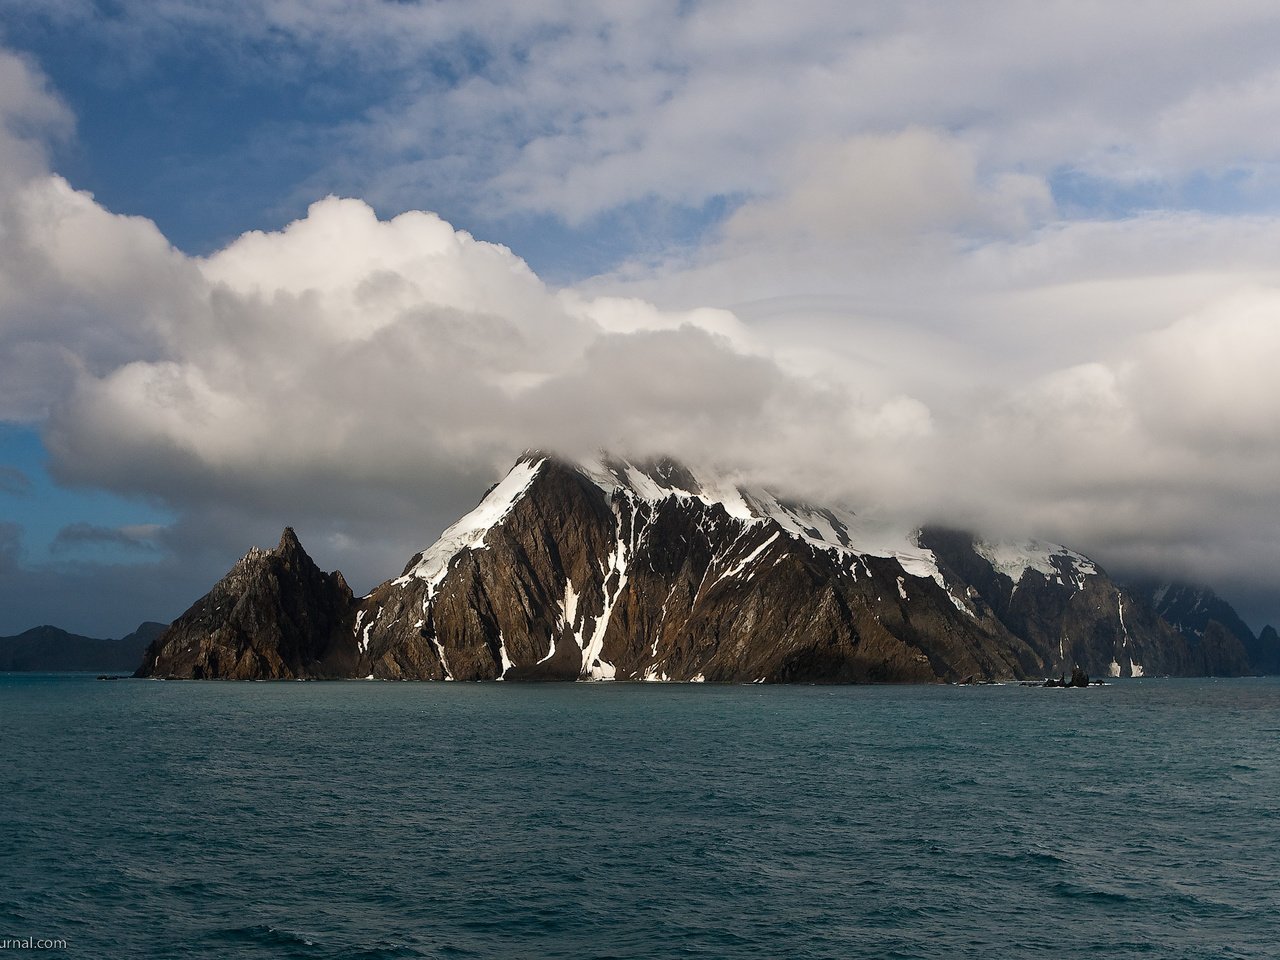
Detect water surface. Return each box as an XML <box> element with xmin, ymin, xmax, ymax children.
<box><xmin>2</xmin><ymin>675</ymin><xmax>1276</xmax><ymax>958</ymax></box>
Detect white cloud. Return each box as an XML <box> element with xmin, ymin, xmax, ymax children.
<box><xmin>5</xmin><ymin>8</ymin><xmax>1280</xmax><ymax>622</ymax></box>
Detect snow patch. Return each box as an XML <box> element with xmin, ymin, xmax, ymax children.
<box><xmin>496</xmin><ymin>631</ymin><xmax>514</xmax><ymax>679</ymax></box>
<box><xmin>431</xmin><ymin>637</ymin><xmax>454</xmax><ymax>680</ymax></box>
<box><xmin>396</xmin><ymin>457</ymin><xmax>545</xmax><ymax>588</ymax></box>
<box><xmin>579</xmin><ymin>453</ymin><xmax>947</xmax><ymax>587</ymax></box>
<box><xmin>975</xmin><ymin>538</ymin><xmax>1098</xmax><ymax>584</ymax></box>
<box><xmin>1130</xmin><ymin>659</ymin><xmax>1145</xmax><ymax>678</ymax></box>
<box><xmin>715</xmin><ymin>532</ymin><xmax>780</xmax><ymax>584</ymax></box>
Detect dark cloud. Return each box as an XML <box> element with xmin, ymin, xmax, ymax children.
<box><xmin>50</xmin><ymin>521</ymin><xmax>161</xmax><ymax>554</ymax></box>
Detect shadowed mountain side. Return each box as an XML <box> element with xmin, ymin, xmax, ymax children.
<box><xmin>136</xmin><ymin>528</ymin><xmax>358</xmax><ymax>679</ymax></box>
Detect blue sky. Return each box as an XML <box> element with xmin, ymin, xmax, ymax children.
<box><xmin>3</xmin><ymin>1</ymin><xmax>1280</xmax><ymax>634</ymax></box>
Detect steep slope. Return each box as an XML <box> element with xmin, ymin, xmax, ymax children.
<box><xmin>0</xmin><ymin>622</ymin><xmax>166</xmax><ymax>672</ymax></box>
<box><xmin>920</xmin><ymin>530</ymin><xmax>1197</xmax><ymax>678</ymax></box>
<box><xmin>1257</xmin><ymin>625</ymin><xmax>1280</xmax><ymax>674</ymax></box>
<box><xmin>137</xmin><ymin>528</ymin><xmax>358</xmax><ymax>679</ymax></box>
<box><xmin>1145</xmin><ymin>582</ymin><xmax>1258</xmax><ymax>675</ymax></box>
<box><xmin>355</xmin><ymin>454</ymin><xmax>1041</xmax><ymax>682</ymax></box>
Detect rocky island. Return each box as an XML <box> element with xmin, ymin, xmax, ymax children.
<box><xmin>137</xmin><ymin>454</ymin><xmax>1277</xmax><ymax>683</ymax></box>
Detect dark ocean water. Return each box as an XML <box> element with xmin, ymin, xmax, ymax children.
<box><xmin>1</xmin><ymin>675</ymin><xmax>1277</xmax><ymax>959</ymax></box>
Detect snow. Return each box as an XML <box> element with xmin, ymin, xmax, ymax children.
<box><xmin>357</xmin><ymin>606</ymin><xmax>381</xmax><ymax>653</ymax></box>
<box><xmin>578</xmin><ymin>452</ymin><xmax>948</xmax><ymax>588</ymax></box>
<box><xmin>395</xmin><ymin>456</ymin><xmax>545</xmax><ymax>588</ymax></box>
<box><xmin>1130</xmin><ymin>659</ymin><xmax>1145</xmax><ymax>678</ymax></box>
<box><xmin>948</xmin><ymin>592</ymin><xmax>976</xmax><ymax>618</ymax></box>
<box><xmin>563</xmin><ymin>580</ymin><xmax>580</xmax><ymax>631</ymax></box>
<box><xmin>496</xmin><ymin>632</ymin><xmax>514</xmax><ymax>679</ymax></box>
<box><xmin>974</xmin><ymin>538</ymin><xmax>1098</xmax><ymax>585</ymax></box>
<box><xmin>715</xmin><ymin>532</ymin><xmax>780</xmax><ymax>583</ymax></box>
<box><xmin>896</xmin><ymin>576</ymin><xmax>908</xmax><ymax>601</ymax></box>
<box><xmin>430</xmin><ymin>637</ymin><xmax>454</xmax><ymax>680</ymax></box>
<box><xmin>536</xmin><ymin>633</ymin><xmax>557</xmax><ymax>665</ymax></box>
<box><xmin>1109</xmin><ymin>659</ymin><xmax>1121</xmax><ymax>678</ymax></box>
<box><xmin>579</xmin><ymin>503</ymin><xmax>629</xmax><ymax>680</ymax></box>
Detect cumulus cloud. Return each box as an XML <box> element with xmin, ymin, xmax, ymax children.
<box><xmin>4</xmin><ymin>186</ymin><xmax>872</xmax><ymax>592</ymax></box>
<box><xmin>4</xmin><ymin>9</ymin><xmax>1280</xmax><ymax>628</ymax></box>
<box><xmin>6</xmin><ymin>120</ymin><xmax>1280</xmax><ymax>618</ymax></box>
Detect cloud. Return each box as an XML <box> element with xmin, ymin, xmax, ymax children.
<box><xmin>11</xmin><ymin>188</ymin><xmax>851</xmax><ymax>594</ymax></box>
<box><xmin>50</xmin><ymin>522</ymin><xmax>163</xmax><ymax>554</ymax></box>
<box><xmin>24</xmin><ymin>2</ymin><xmax>1280</xmax><ymax>233</ymax></box>
<box><xmin>0</xmin><ymin>47</ymin><xmax>71</xmax><ymax>187</ymax></box>
<box><xmin>0</xmin><ymin>465</ymin><xmax>32</xmax><ymax>495</ymax></box>
<box><xmin>4</xmin><ymin>12</ymin><xmax>1280</xmax><ymax>628</ymax></box>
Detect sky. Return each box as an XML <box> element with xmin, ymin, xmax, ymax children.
<box><xmin>2</xmin><ymin>0</ymin><xmax>1280</xmax><ymax>636</ymax></box>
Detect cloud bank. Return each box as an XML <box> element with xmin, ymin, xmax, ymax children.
<box><xmin>3</xmin><ymin>8</ymin><xmax>1280</xmax><ymax>630</ymax></box>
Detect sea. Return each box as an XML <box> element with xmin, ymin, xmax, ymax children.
<box><xmin>1</xmin><ymin>675</ymin><xmax>1277</xmax><ymax>960</ymax></box>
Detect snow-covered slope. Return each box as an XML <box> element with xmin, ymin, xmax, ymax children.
<box><xmin>973</xmin><ymin>538</ymin><xmax>1098</xmax><ymax>587</ymax></box>
<box><xmin>394</xmin><ymin>455</ymin><xmax>545</xmax><ymax>591</ymax></box>
<box><xmin>575</xmin><ymin>453</ymin><xmax>946</xmax><ymax>583</ymax></box>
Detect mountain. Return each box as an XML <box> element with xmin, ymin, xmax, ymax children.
<box><xmin>135</xmin><ymin>528</ymin><xmax>357</xmax><ymax>679</ymax></box>
<box><xmin>921</xmin><ymin>532</ymin><xmax>1216</xmax><ymax>678</ymax></box>
<box><xmin>1</xmin><ymin>622</ymin><xmax>166</xmax><ymax>672</ymax></box>
<box><xmin>1145</xmin><ymin>582</ymin><xmax>1279</xmax><ymax>675</ymax></box>
<box><xmin>1258</xmin><ymin>625</ymin><xmax>1280</xmax><ymax>674</ymax></box>
<box><xmin>137</xmin><ymin>453</ymin><xmax>1274</xmax><ymax>682</ymax></box>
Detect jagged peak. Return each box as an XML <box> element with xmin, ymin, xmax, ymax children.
<box><xmin>233</xmin><ymin>527</ymin><xmax>314</xmax><ymax>571</ymax></box>
<box><xmin>276</xmin><ymin>526</ymin><xmax>304</xmax><ymax>554</ymax></box>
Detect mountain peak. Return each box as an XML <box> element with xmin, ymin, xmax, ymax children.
<box><xmin>276</xmin><ymin>526</ymin><xmax>303</xmax><ymax>554</ymax></box>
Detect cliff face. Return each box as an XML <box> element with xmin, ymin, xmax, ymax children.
<box><xmin>920</xmin><ymin>529</ymin><xmax>1200</xmax><ymax>679</ymax></box>
<box><xmin>137</xmin><ymin>528</ymin><xmax>358</xmax><ymax>679</ymax></box>
<box><xmin>136</xmin><ymin>454</ymin><xmax>1272</xmax><ymax>682</ymax></box>
<box><xmin>1144</xmin><ymin>582</ymin><xmax>1268</xmax><ymax>676</ymax></box>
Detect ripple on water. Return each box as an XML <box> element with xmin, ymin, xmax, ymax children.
<box><xmin>2</xmin><ymin>675</ymin><xmax>1279</xmax><ymax>960</ymax></box>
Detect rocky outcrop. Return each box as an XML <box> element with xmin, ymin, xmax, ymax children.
<box><xmin>137</xmin><ymin>528</ymin><xmax>358</xmax><ymax>679</ymax></box>
<box><xmin>1256</xmin><ymin>625</ymin><xmax>1280</xmax><ymax>674</ymax></box>
<box><xmin>355</xmin><ymin>457</ymin><xmax>1040</xmax><ymax>683</ymax></box>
